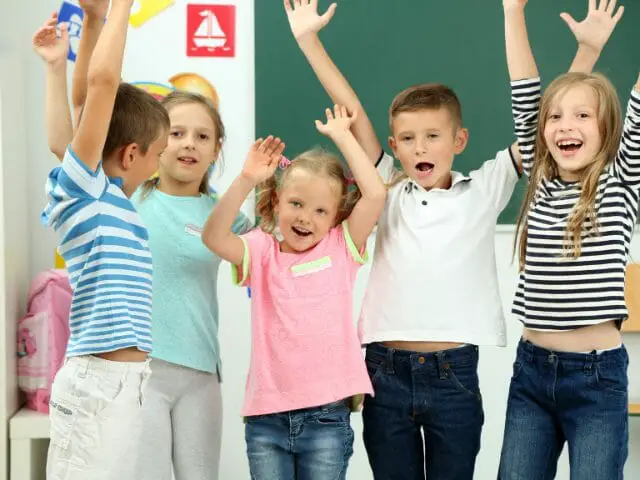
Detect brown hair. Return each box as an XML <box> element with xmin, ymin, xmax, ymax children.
<box><xmin>102</xmin><ymin>83</ymin><xmax>170</xmax><ymax>160</ymax></box>
<box><xmin>515</xmin><ymin>72</ymin><xmax>623</xmax><ymax>268</ymax></box>
<box><xmin>389</xmin><ymin>83</ymin><xmax>463</xmax><ymax>130</ymax></box>
<box><xmin>255</xmin><ymin>148</ymin><xmax>361</xmax><ymax>233</ymax></box>
<box><xmin>140</xmin><ymin>90</ymin><xmax>226</xmax><ymax>198</ymax></box>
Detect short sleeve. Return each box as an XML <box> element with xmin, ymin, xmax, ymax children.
<box><xmin>340</xmin><ymin>221</ymin><xmax>368</xmax><ymax>265</ymax></box>
<box><xmin>41</xmin><ymin>146</ymin><xmax>108</xmax><ymax>228</ymax></box>
<box><xmin>231</xmin><ymin>228</ymin><xmax>270</xmax><ymax>287</ymax></box>
<box><xmin>376</xmin><ymin>151</ymin><xmax>401</xmax><ymax>184</ymax></box>
<box><xmin>469</xmin><ymin>148</ymin><xmax>519</xmax><ymax>213</ymax></box>
<box><xmin>231</xmin><ymin>210</ymin><xmax>254</xmax><ymax>235</ymax></box>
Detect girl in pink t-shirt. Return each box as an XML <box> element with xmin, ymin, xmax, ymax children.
<box><xmin>203</xmin><ymin>105</ymin><xmax>386</xmax><ymax>479</ymax></box>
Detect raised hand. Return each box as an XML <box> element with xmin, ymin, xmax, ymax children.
<box><xmin>241</xmin><ymin>136</ymin><xmax>286</xmax><ymax>185</ymax></box>
<box><xmin>79</xmin><ymin>0</ymin><xmax>110</xmax><ymax>19</ymax></box>
<box><xmin>284</xmin><ymin>0</ymin><xmax>337</xmax><ymax>42</ymax></box>
<box><xmin>315</xmin><ymin>105</ymin><xmax>357</xmax><ymax>139</ymax></box>
<box><xmin>32</xmin><ymin>12</ymin><xmax>69</xmax><ymax>67</ymax></box>
<box><xmin>561</xmin><ymin>0</ymin><xmax>624</xmax><ymax>53</ymax></box>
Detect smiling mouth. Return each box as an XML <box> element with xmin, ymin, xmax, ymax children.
<box><xmin>556</xmin><ymin>139</ymin><xmax>583</xmax><ymax>155</ymax></box>
<box><xmin>292</xmin><ymin>226</ymin><xmax>312</xmax><ymax>237</ymax></box>
<box><xmin>178</xmin><ymin>156</ymin><xmax>198</xmax><ymax>165</ymax></box>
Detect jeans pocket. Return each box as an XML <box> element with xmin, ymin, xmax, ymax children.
<box><xmin>595</xmin><ymin>362</ymin><xmax>628</xmax><ymax>396</ymax></box>
<box><xmin>446</xmin><ymin>366</ymin><xmax>482</xmax><ymax>401</ymax></box>
<box><xmin>512</xmin><ymin>361</ymin><xmax>524</xmax><ymax>380</ymax></box>
<box><xmin>365</xmin><ymin>358</ymin><xmax>384</xmax><ymax>388</ymax></box>
<box><xmin>316</xmin><ymin>401</ymin><xmax>350</xmax><ymax>425</ymax></box>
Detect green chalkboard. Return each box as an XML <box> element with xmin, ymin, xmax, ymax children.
<box><xmin>256</xmin><ymin>0</ymin><xmax>639</xmax><ymax>223</ymax></box>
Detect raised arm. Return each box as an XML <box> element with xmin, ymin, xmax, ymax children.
<box><xmin>284</xmin><ymin>0</ymin><xmax>381</xmax><ymax>162</ymax></box>
<box><xmin>561</xmin><ymin>0</ymin><xmax>624</xmax><ymax>73</ymax></box>
<box><xmin>315</xmin><ymin>105</ymin><xmax>386</xmax><ymax>251</ymax></box>
<box><xmin>202</xmin><ymin>137</ymin><xmax>285</xmax><ymax>265</ymax></box>
<box><xmin>72</xmin><ymin>0</ymin><xmax>109</xmax><ymax>127</ymax></box>
<box><xmin>612</xmin><ymin>74</ymin><xmax>640</xmax><ymax>187</ymax></box>
<box><xmin>504</xmin><ymin>0</ymin><xmax>540</xmax><ymax>175</ymax></box>
<box><xmin>33</xmin><ymin>13</ymin><xmax>72</xmax><ymax>161</ymax></box>
<box><xmin>71</xmin><ymin>0</ymin><xmax>132</xmax><ymax>171</ymax></box>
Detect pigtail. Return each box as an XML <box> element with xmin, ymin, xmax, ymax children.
<box><xmin>338</xmin><ymin>183</ymin><xmax>362</xmax><ymax>224</ymax></box>
<box><xmin>139</xmin><ymin>176</ymin><xmax>160</xmax><ymax>202</ymax></box>
<box><xmin>256</xmin><ymin>175</ymin><xmax>278</xmax><ymax>233</ymax></box>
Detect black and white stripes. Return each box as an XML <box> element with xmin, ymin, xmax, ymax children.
<box><xmin>511</xmin><ymin>78</ymin><xmax>640</xmax><ymax>330</ymax></box>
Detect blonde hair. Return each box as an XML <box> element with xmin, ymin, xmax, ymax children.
<box><xmin>515</xmin><ymin>72</ymin><xmax>623</xmax><ymax>268</ymax></box>
<box><xmin>140</xmin><ymin>90</ymin><xmax>225</xmax><ymax>199</ymax></box>
<box><xmin>255</xmin><ymin>148</ymin><xmax>361</xmax><ymax>233</ymax></box>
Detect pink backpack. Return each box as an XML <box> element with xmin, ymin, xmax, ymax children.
<box><xmin>17</xmin><ymin>269</ymin><xmax>72</xmax><ymax>413</ymax></box>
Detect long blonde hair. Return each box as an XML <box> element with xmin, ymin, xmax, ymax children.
<box><xmin>255</xmin><ymin>148</ymin><xmax>361</xmax><ymax>233</ymax></box>
<box><xmin>515</xmin><ymin>72</ymin><xmax>623</xmax><ymax>268</ymax></box>
<box><xmin>140</xmin><ymin>91</ymin><xmax>225</xmax><ymax>199</ymax></box>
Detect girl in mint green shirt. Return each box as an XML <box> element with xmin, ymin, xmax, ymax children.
<box><xmin>133</xmin><ymin>91</ymin><xmax>252</xmax><ymax>480</ymax></box>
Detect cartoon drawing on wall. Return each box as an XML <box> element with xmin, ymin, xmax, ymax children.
<box><xmin>132</xmin><ymin>72</ymin><xmax>219</xmax><ymax>106</ymax></box>
<box><xmin>57</xmin><ymin>1</ymin><xmax>84</xmax><ymax>61</ymax></box>
<box><xmin>187</xmin><ymin>4</ymin><xmax>236</xmax><ymax>58</ymax></box>
<box><xmin>130</xmin><ymin>0</ymin><xmax>175</xmax><ymax>27</ymax></box>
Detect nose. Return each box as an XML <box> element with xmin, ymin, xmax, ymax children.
<box><xmin>558</xmin><ymin>117</ymin><xmax>574</xmax><ymax>132</ymax></box>
<box><xmin>183</xmin><ymin>132</ymin><xmax>196</xmax><ymax>150</ymax></box>
<box><xmin>416</xmin><ymin>137</ymin><xmax>428</xmax><ymax>155</ymax></box>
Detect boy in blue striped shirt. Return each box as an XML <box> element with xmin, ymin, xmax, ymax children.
<box><xmin>38</xmin><ymin>1</ymin><xmax>169</xmax><ymax>478</ymax></box>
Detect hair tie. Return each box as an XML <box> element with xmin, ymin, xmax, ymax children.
<box><xmin>279</xmin><ymin>156</ymin><xmax>291</xmax><ymax>169</ymax></box>
<box><xmin>345</xmin><ymin>175</ymin><xmax>356</xmax><ymax>186</ymax></box>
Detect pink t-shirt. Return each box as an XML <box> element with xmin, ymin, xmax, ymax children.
<box><xmin>233</xmin><ymin>221</ymin><xmax>373</xmax><ymax>416</ymax></box>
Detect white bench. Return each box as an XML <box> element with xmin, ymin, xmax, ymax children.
<box><xmin>9</xmin><ymin>407</ymin><xmax>50</xmax><ymax>480</ymax></box>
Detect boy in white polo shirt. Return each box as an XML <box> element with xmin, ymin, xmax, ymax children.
<box><xmin>284</xmin><ymin>0</ymin><xmax>614</xmax><ymax>477</ymax></box>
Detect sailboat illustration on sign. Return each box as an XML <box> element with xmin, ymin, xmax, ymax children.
<box><xmin>193</xmin><ymin>10</ymin><xmax>227</xmax><ymax>49</ymax></box>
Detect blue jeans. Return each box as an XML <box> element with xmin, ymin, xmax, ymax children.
<box><xmin>498</xmin><ymin>339</ymin><xmax>629</xmax><ymax>480</ymax></box>
<box><xmin>362</xmin><ymin>343</ymin><xmax>484</xmax><ymax>480</ymax></box>
<box><xmin>245</xmin><ymin>400</ymin><xmax>354</xmax><ymax>480</ymax></box>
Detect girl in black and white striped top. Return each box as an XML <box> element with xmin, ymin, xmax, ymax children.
<box><xmin>499</xmin><ymin>1</ymin><xmax>638</xmax><ymax>479</ymax></box>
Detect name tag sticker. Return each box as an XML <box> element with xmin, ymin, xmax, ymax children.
<box><xmin>185</xmin><ymin>224</ymin><xmax>203</xmax><ymax>237</ymax></box>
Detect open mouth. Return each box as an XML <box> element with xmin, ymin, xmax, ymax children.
<box><xmin>416</xmin><ymin>162</ymin><xmax>434</xmax><ymax>174</ymax></box>
<box><xmin>178</xmin><ymin>156</ymin><xmax>198</xmax><ymax>165</ymax></box>
<box><xmin>292</xmin><ymin>226</ymin><xmax>312</xmax><ymax>237</ymax></box>
<box><xmin>556</xmin><ymin>139</ymin><xmax>583</xmax><ymax>155</ymax></box>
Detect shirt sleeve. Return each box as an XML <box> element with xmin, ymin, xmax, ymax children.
<box><xmin>511</xmin><ymin>78</ymin><xmax>541</xmax><ymax>177</ymax></box>
<box><xmin>231</xmin><ymin>228</ymin><xmax>269</xmax><ymax>287</ymax></box>
<box><xmin>339</xmin><ymin>221</ymin><xmax>368</xmax><ymax>266</ymax></box>
<box><xmin>41</xmin><ymin>146</ymin><xmax>108</xmax><ymax>228</ymax></box>
<box><xmin>469</xmin><ymin>148</ymin><xmax>520</xmax><ymax>213</ymax></box>
<box><xmin>611</xmin><ymin>89</ymin><xmax>640</xmax><ymax>188</ymax></box>
<box><xmin>231</xmin><ymin>210</ymin><xmax>255</xmax><ymax>235</ymax></box>
<box><xmin>376</xmin><ymin>151</ymin><xmax>401</xmax><ymax>184</ymax></box>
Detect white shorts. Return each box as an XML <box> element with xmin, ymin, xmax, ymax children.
<box><xmin>46</xmin><ymin>355</ymin><xmax>151</xmax><ymax>480</ymax></box>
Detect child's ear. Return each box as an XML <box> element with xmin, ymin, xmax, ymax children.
<box><xmin>121</xmin><ymin>143</ymin><xmax>140</xmax><ymax>170</ymax></box>
<box><xmin>454</xmin><ymin>128</ymin><xmax>469</xmax><ymax>155</ymax></box>
<box><xmin>388</xmin><ymin>136</ymin><xmax>398</xmax><ymax>157</ymax></box>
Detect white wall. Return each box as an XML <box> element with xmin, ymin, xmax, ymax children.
<box><xmin>0</xmin><ymin>1</ymin><xmax>31</xmax><ymax>478</ymax></box>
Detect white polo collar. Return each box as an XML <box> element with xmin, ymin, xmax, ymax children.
<box><xmin>402</xmin><ymin>171</ymin><xmax>471</xmax><ymax>194</ymax></box>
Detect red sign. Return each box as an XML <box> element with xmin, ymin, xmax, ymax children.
<box><xmin>187</xmin><ymin>4</ymin><xmax>236</xmax><ymax>58</ymax></box>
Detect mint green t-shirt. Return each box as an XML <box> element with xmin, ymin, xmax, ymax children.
<box><xmin>133</xmin><ymin>188</ymin><xmax>252</xmax><ymax>374</ymax></box>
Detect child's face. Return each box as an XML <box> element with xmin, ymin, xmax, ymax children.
<box><xmin>160</xmin><ymin>103</ymin><xmax>219</xmax><ymax>191</ymax></box>
<box><xmin>275</xmin><ymin>169</ymin><xmax>342</xmax><ymax>253</ymax></box>
<box><xmin>544</xmin><ymin>84</ymin><xmax>602</xmax><ymax>182</ymax></box>
<box><xmin>389</xmin><ymin>107</ymin><xmax>467</xmax><ymax>190</ymax></box>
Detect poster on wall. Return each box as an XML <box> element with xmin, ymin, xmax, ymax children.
<box><xmin>186</xmin><ymin>4</ymin><xmax>236</xmax><ymax>58</ymax></box>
